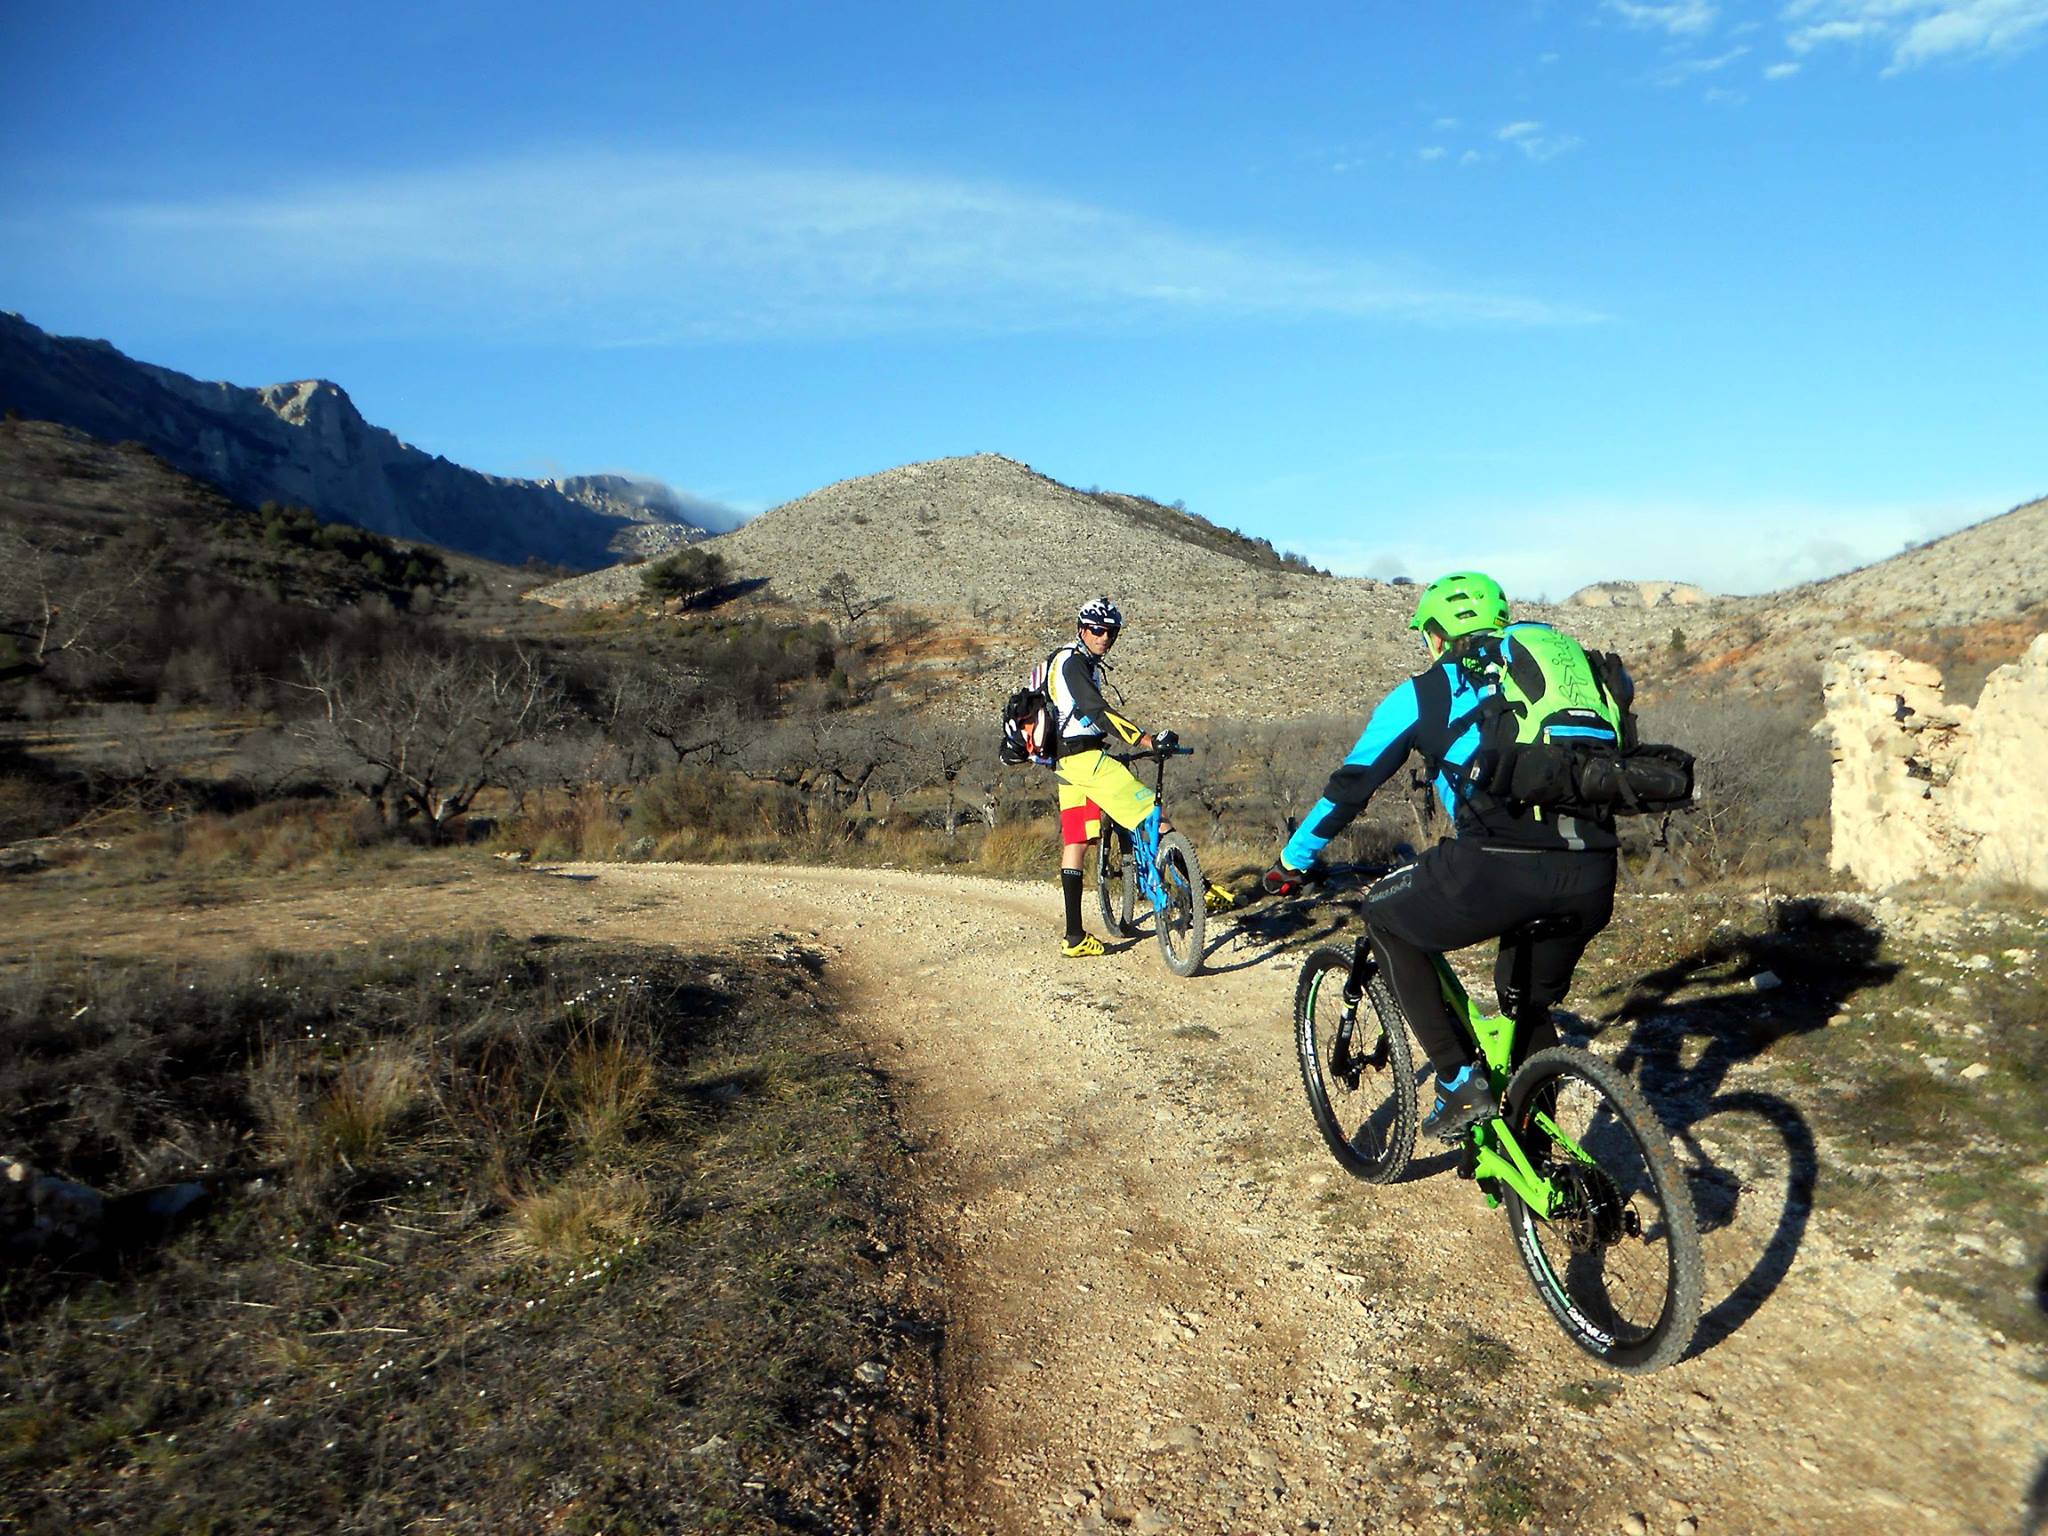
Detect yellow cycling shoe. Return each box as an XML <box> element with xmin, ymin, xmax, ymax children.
<box><xmin>1204</xmin><ymin>883</ymin><xmax>1239</xmax><ymax>913</ymax></box>
<box><xmin>1061</xmin><ymin>934</ymin><xmax>1107</xmax><ymax>958</ymax></box>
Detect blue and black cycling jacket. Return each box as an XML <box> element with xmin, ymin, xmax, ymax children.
<box><xmin>1280</xmin><ymin>642</ymin><xmax>1632</xmax><ymax>867</ymax></box>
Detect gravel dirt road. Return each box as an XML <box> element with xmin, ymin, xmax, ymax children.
<box><xmin>11</xmin><ymin>858</ymin><xmax>2040</xmax><ymax>1535</ymax></box>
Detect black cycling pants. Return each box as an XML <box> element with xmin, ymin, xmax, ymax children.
<box><xmin>1356</xmin><ymin>839</ymin><xmax>1616</xmax><ymax>1079</ymax></box>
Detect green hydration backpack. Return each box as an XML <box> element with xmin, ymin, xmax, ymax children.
<box><xmin>1475</xmin><ymin>622</ymin><xmax>1693</xmax><ymax>815</ymax></box>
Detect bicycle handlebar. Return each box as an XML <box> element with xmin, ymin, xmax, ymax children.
<box><xmin>1284</xmin><ymin>851</ymin><xmax>1418</xmax><ymax>898</ymax></box>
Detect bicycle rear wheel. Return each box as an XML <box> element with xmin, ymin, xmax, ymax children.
<box><xmin>1293</xmin><ymin>947</ymin><xmax>1417</xmax><ymax>1182</ymax></box>
<box><xmin>1501</xmin><ymin>1046</ymin><xmax>1703</xmax><ymax>1373</ymax></box>
<box><xmin>1096</xmin><ymin>825</ymin><xmax>1136</xmax><ymax>938</ymax></box>
<box><xmin>1154</xmin><ymin>831</ymin><xmax>1205</xmax><ymax>977</ymax></box>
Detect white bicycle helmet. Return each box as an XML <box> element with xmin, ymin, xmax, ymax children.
<box><xmin>1077</xmin><ymin>596</ymin><xmax>1124</xmax><ymax>631</ymax></box>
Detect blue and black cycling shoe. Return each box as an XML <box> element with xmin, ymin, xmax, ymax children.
<box><xmin>1424</xmin><ymin>1064</ymin><xmax>1496</xmax><ymax>1142</ymax></box>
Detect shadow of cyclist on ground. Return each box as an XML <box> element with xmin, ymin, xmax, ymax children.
<box><xmin>2026</xmin><ymin>1252</ymin><xmax>2048</xmax><ymax>1535</ymax></box>
<box><xmin>1199</xmin><ymin>896</ymin><xmax>1350</xmax><ymax>973</ymax></box>
<box><xmin>1588</xmin><ymin>897</ymin><xmax>1900</xmax><ymax>1356</ymax></box>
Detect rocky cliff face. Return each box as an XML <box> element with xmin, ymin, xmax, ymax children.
<box><xmin>1817</xmin><ymin>635</ymin><xmax>2048</xmax><ymax>891</ymax></box>
<box><xmin>0</xmin><ymin>312</ymin><xmax>696</xmax><ymax>570</ymax></box>
<box><xmin>1565</xmin><ymin>579</ymin><xmax>1715</xmax><ymax>608</ymax></box>
<box><xmin>540</xmin><ymin>475</ymin><xmax>706</xmax><ymax>558</ymax></box>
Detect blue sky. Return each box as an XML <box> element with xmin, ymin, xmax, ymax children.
<box><xmin>2</xmin><ymin>0</ymin><xmax>2043</xmax><ymax>595</ymax></box>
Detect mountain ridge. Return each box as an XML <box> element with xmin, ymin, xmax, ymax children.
<box><xmin>0</xmin><ymin>311</ymin><xmax>699</xmax><ymax>570</ymax></box>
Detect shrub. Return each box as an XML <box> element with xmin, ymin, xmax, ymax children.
<box><xmin>977</xmin><ymin>817</ymin><xmax>1057</xmax><ymax>876</ymax></box>
<box><xmin>639</xmin><ymin>546</ymin><xmax>729</xmax><ymax>605</ymax></box>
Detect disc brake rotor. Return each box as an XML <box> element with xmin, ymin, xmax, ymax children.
<box><xmin>1551</xmin><ymin>1162</ymin><xmax>1630</xmax><ymax>1253</ymax></box>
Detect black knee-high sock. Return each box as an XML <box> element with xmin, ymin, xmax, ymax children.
<box><xmin>1061</xmin><ymin>868</ymin><xmax>1085</xmax><ymax>941</ymax></box>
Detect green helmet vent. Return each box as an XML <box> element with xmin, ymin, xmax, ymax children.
<box><xmin>1409</xmin><ymin>571</ymin><xmax>1510</xmax><ymax>641</ymax></box>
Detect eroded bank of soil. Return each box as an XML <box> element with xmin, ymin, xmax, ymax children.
<box><xmin>6</xmin><ymin>858</ymin><xmax>2041</xmax><ymax>1535</ymax></box>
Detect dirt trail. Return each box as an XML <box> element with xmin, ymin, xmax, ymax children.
<box><xmin>13</xmin><ymin>859</ymin><xmax>2040</xmax><ymax>1535</ymax></box>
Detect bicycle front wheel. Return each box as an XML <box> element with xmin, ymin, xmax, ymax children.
<box><xmin>1293</xmin><ymin>946</ymin><xmax>1417</xmax><ymax>1182</ymax></box>
<box><xmin>1501</xmin><ymin>1046</ymin><xmax>1703</xmax><ymax>1373</ymax></box>
<box><xmin>1096</xmin><ymin>826</ymin><xmax>1136</xmax><ymax>938</ymax></box>
<box><xmin>1154</xmin><ymin>831</ymin><xmax>1206</xmax><ymax>977</ymax></box>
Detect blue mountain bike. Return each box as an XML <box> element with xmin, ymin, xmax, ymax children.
<box><xmin>1095</xmin><ymin>744</ymin><xmax>1206</xmax><ymax>977</ymax></box>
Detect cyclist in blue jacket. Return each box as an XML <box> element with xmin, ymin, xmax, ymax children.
<box><xmin>1264</xmin><ymin>572</ymin><xmax>1628</xmax><ymax>1139</ymax></box>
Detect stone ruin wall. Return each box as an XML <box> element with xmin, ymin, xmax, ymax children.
<box><xmin>1817</xmin><ymin>633</ymin><xmax>2048</xmax><ymax>891</ymax></box>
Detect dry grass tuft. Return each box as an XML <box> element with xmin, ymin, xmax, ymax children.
<box><xmin>977</xmin><ymin>818</ymin><xmax>1057</xmax><ymax>876</ymax></box>
<box><xmin>563</xmin><ymin>1033</ymin><xmax>659</xmax><ymax>1153</ymax></box>
<box><xmin>317</xmin><ymin>1046</ymin><xmax>423</xmax><ymax>1163</ymax></box>
<box><xmin>502</xmin><ymin>1171</ymin><xmax>654</xmax><ymax>1265</ymax></box>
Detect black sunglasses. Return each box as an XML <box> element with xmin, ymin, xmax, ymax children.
<box><xmin>1081</xmin><ymin>623</ymin><xmax>1118</xmax><ymax>638</ymax></box>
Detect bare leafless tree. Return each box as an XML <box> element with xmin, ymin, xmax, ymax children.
<box><xmin>882</xmin><ymin>719</ymin><xmax>980</xmax><ymax>836</ymax></box>
<box><xmin>636</xmin><ymin>661</ymin><xmax>742</xmax><ymax>768</ymax></box>
<box><xmin>818</xmin><ymin>571</ymin><xmax>888</xmax><ymax>630</ymax></box>
<box><xmin>0</xmin><ymin>528</ymin><xmax>161</xmax><ymax>685</ymax></box>
<box><xmin>292</xmin><ymin>645</ymin><xmax>565</xmax><ymax>837</ymax></box>
<box><xmin>743</xmin><ymin>711</ymin><xmax>893</xmax><ymax>833</ymax></box>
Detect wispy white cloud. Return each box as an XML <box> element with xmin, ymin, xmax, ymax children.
<box><xmin>1300</xmin><ymin>492</ymin><xmax>2003</xmax><ymax>598</ymax></box>
<box><xmin>1418</xmin><ymin>146</ymin><xmax>1449</xmax><ymax>162</ymax></box>
<box><xmin>1763</xmin><ymin>59</ymin><xmax>1805</xmax><ymax>75</ymax></box>
<box><xmin>1653</xmin><ymin>43</ymin><xmax>1753</xmax><ymax>83</ymax></box>
<box><xmin>60</xmin><ymin>153</ymin><xmax>1599</xmax><ymax>344</ymax></box>
<box><xmin>1605</xmin><ymin>0</ymin><xmax>1721</xmax><ymax>36</ymax></box>
<box><xmin>1496</xmin><ymin>121</ymin><xmax>1586</xmax><ymax>161</ymax></box>
<box><xmin>1783</xmin><ymin>0</ymin><xmax>2048</xmax><ymax>71</ymax></box>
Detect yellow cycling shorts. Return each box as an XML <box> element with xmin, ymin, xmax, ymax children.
<box><xmin>1055</xmin><ymin>749</ymin><xmax>1158</xmax><ymax>846</ymax></box>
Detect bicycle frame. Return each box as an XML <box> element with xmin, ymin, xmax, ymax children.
<box><xmin>1109</xmin><ymin>745</ymin><xmax>1191</xmax><ymax>891</ymax></box>
<box><xmin>1426</xmin><ymin>953</ymin><xmax>1591</xmax><ymax>1218</ymax></box>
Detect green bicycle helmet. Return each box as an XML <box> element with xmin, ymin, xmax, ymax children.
<box><xmin>1408</xmin><ymin>570</ymin><xmax>1510</xmax><ymax>642</ymax></box>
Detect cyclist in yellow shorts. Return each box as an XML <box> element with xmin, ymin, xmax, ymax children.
<box><xmin>1051</xmin><ymin>597</ymin><xmax>1233</xmax><ymax>957</ymax></box>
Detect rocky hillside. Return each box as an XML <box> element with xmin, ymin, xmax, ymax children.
<box><xmin>1566</xmin><ymin>579</ymin><xmax>1715</xmax><ymax>608</ymax></box>
<box><xmin>1684</xmin><ymin>495</ymin><xmax>2048</xmax><ymax>692</ymax></box>
<box><xmin>542</xmin><ymin>474</ymin><xmax>708</xmax><ymax>557</ymax></box>
<box><xmin>0</xmin><ymin>416</ymin><xmax>527</xmax><ymax>617</ymax></box>
<box><xmin>0</xmin><ymin>312</ymin><xmax>697</xmax><ymax>570</ymax></box>
<box><xmin>535</xmin><ymin>453</ymin><xmax>1688</xmax><ymax>723</ymax></box>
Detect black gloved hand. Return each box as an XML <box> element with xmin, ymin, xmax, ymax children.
<box><xmin>1156</xmin><ymin>729</ymin><xmax>1179</xmax><ymax>749</ymax></box>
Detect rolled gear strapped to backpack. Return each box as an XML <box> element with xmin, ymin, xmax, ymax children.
<box><xmin>1473</xmin><ymin>623</ymin><xmax>1694</xmax><ymax>814</ymax></box>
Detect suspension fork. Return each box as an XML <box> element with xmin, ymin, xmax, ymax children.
<box><xmin>1344</xmin><ymin>933</ymin><xmax>1377</xmax><ymax>1001</ymax></box>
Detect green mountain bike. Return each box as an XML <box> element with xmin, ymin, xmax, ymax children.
<box><xmin>1292</xmin><ymin>865</ymin><xmax>1702</xmax><ymax>1373</ymax></box>
<box><xmin>1095</xmin><ymin>744</ymin><xmax>1206</xmax><ymax>977</ymax></box>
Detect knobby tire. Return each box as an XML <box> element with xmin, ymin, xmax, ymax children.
<box><xmin>1500</xmin><ymin>1045</ymin><xmax>1704</xmax><ymax>1373</ymax></box>
<box><xmin>1293</xmin><ymin>946</ymin><xmax>1418</xmax><ymax>1183</ymax></box>
<box><xmin>1096</xmin><ymin>826</ymin><xmax>1137</xmax><ymax>939</ymax></box>
<box><xmin>1154</xmin><ymin>831</ymin><xmax>1205</xmax><ymax>977</ymax></box>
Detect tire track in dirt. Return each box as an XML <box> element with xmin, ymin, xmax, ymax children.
<box><xmin>12</xmin><ymin>858</ymin><xmax>2038</xmax><ymax>1534</ymax></box>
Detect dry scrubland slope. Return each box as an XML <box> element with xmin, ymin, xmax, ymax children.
<box><xmin>540</xmin><ymin>454</ymin><xmax>1699</xmax><ymax>723</ymax></box>
<box><xmin>1685</xmin><ymin>496</ymin><xmax>2048</xmax><ymax>690</ymax></box>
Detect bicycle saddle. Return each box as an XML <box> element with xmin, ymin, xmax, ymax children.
<box><xmin>1500</xmin><ymin>913</ymin><xmax>1584</xmax><ymax>947</ymax></box>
